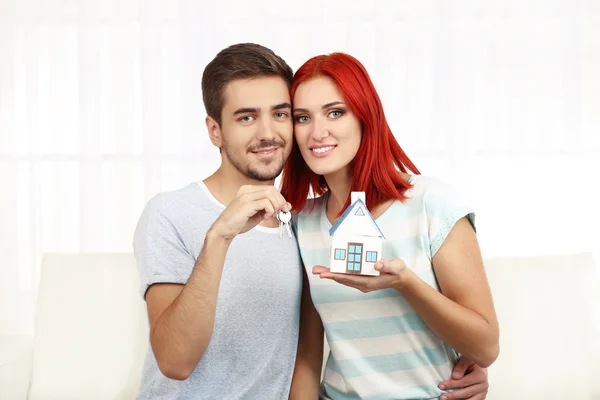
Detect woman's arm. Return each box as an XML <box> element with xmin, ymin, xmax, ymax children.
<box><xmin>313</xmin><ymin>217</ymin><xmax>499</xmax><ymax>368</ymax></box>
<box><xmin>393</xmin><ymin>217</ymin><xmax>499</xmax><ymax>367</ymax></box>
<box><xmin>289</xmin><ymin>270</ymin><xmax>324</xmax><ymax>399</ymax></box>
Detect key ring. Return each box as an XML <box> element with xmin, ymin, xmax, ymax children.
<box><xmin>277</xmin><ymin>211</ymin><xmax>292</xmax><ymax>239</ymax></box>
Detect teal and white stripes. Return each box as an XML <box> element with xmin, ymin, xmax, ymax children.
<box><xmin>296</xmin><ymin>175</ymin><xmax>474</xmax><ymax>400</ymax></box>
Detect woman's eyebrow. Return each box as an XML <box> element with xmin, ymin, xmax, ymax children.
<box><xmin>293</xmin><ymin>101</ymin><xmax>345</xmax><ymax>113</ymax></box>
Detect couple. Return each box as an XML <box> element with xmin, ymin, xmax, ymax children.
<box><xmin>133</xmin><ymin>43</ymin><xmax>499</xmax><ymax>400</ymax></box>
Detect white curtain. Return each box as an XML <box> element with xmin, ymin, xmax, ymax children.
<box><xmin>1</xmin><ymin>0</ymin><xmax>599</xmax><ymax>335</ymax></box>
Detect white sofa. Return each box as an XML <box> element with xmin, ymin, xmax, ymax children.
<box><xmin>1</xmin><ymin>252</ymin><xmax>598</xmax><ymax>399</ymax></box>
<box><xmin>0</xmin><ymin>254</ymin><xmax>149</xmax><ymax>400</ymax></box>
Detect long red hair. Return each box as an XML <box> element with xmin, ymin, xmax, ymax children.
<box><xmin>280</xmin><ymin>52</ymin><xmax>420</xmax><ymax>215</ymax></box>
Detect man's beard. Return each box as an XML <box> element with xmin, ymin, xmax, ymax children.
<box><xmin>222</xmin><ymin>139</ymin><xmax>285</xmax><ymax>181</ymax></box>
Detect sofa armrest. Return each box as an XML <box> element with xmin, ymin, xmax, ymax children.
<box><xmin>0</xmin><ymin>335</ymin><xmax>33</xmax><ymax>400</ymax></box>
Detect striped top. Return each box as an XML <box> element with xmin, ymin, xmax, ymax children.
<box><xmin>295</xmin><ymin>175</ymin><xmax>476</xmax><ymax>400</ymax></box>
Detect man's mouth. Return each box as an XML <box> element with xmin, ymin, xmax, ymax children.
<box><xmin>251</xmin><ymin>146</ymin><xmax>280</xmax><ymax>156</ymax></box>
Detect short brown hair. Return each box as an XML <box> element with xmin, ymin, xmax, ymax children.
<box><xmin>201</xmin><ymin>43</ymin><xmax>294</xmax><ymax>126</ymax></box>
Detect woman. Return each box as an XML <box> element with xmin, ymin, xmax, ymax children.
<box><xmin>280</xmin><ymin>53</ymin><xmax>499</xmax><ymax>400</ymax></box>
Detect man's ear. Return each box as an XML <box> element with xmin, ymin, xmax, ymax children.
<box><xmin>205</xmin><ymin>116</ymin><xmax>222</xmax><ymax>148</ymax></box>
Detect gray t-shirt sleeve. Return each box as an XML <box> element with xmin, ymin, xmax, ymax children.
<box><xmin>133</xmin><ymin>194</ymin><xmax>196</xmax><ymax>299</ymax></box>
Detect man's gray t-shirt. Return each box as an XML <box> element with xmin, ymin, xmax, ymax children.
<box><xmin>133</xmin><ymin>181</ymin><xmax>303</xmax><ymax>400</ymax></box>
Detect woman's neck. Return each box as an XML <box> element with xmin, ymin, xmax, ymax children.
<box><xmin>324</xmin><ymin>169</ymin><xmax>411</xmax><ymax>224</ymax></box>
<box><xmin>324</xmin><ymin>167</ymin><xmax>353</xmax><ymax>220</ymax></box>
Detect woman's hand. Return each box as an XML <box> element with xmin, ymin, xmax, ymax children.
<box><xmin>312</xmin><ymin>258</ymin><xmax>414</xmax><ymax>292</ymax></box>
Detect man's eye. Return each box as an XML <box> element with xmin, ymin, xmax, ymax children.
<box><xmin>275</xmin><ymin>112</ymin><xmax>288</xmax><ymax>119</ymax></box>
<box><xmin>239</xmin><ymin>116</ymin><xmax>254</xmax><ymax>122</ymax></box>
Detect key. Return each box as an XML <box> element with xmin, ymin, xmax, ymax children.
<box><xmin>277</xmin><ymin>211</ymin><xmax>292</xmax><ymax>239</ymax></box>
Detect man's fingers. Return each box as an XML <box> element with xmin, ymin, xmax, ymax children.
<box><xmin>452</xmin><ymin>356</ymin><xmax>473</xmax><ymax>379</ymax></box>
<box><xmin>262</xmin><ymin>198</ymin><xmax>276</xmax><ymax>220</ymax></box>
<box><xmin>466</xmin><ymin>394</ymin><xmax>487</xmax><ymax>400</ymax></box>
<box><xmin>440</xmin><ymin>383</ymin><xmax>488</xmax><ymax>400</ymax></box>
<box><xmin>247</xmin><ymin>198</ymin><xmax>276</xmax><ymax>220</ymax></box>
<box><xmin>264</xmin><ymin>186</ymin><xmax>289</xmax><ymax>213</ymax></box>
<box><xmin>237</xmin><ymin>186</ymin><xmax>291</xmax><ymax>214</ymax></box>
<box><xmin>439</xmin><ymin>366</ymin><xmax>486</xmax><ymax>390</ymax></box>
<box><xmin>247</xmin><ymin>187</ymin><xmax>289</xmax><ymax>213</ymax></box>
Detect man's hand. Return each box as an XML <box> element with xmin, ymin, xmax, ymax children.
<box><xmin>210</xmin><ymin>185</ymin><xmax>290</xmax><ymax>240</ymax></box>
<box><xmin>438</xmin><ymin>356</ymin><xmax>489</xmax><ymax>399</ymax></box>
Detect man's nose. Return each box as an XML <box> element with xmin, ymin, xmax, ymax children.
<box><xmin>256</xmin><ymin>118</ymin><xmax>277</xmax><ymax>140</ymax></box>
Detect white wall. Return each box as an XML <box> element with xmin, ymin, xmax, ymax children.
<box><xmin>0</xmin><ymin>0</ymin><xmax>598</xmax><ymax>335</ymax></box>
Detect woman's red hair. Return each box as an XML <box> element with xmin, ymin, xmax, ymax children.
<box><xmin>280</xmin><ymin>52</ymin><xmax>420</xmax><ymax>215</ymax></box>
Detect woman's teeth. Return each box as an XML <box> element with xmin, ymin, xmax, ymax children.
<box><xmin>313</xmin><ymin>146</ymin><xmax>334</xmax><ymax>154</ymax></box>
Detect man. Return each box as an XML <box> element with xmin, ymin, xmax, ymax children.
<box><xmin>133</xmin><ymin>43</ymin><xmax>489</xmax><ymax>399</ymax></box>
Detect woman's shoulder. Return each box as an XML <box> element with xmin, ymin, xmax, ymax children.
<box><xmin>402</xmin><ymin>174</ymin><xmax>473</xmax><ymax>217</ymax></box>
<box><xmin>407</xmin><ymin>174</ymin><xmax>474</xmax><ymax>221</ymax></box>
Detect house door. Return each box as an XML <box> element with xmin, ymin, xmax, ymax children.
<box><xmin>346</xmin><ymin>242</ymin><xmax>363</xmax><ymax>273</ymax></box>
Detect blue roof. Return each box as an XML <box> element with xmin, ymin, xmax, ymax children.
<box><xmin>328</xmin><ymin>198</ymin><xmax>386</xmax><ymax>238</ymax></box>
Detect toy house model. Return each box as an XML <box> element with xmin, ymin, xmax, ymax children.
<box><xmin>329</xmin><ymin>192</ymin><xmax>385</xmax><ymax>276</ymax></box>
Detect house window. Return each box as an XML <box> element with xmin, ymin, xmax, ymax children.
<box><xmin>366</xmin><ymin>251</ymin><xmax>378</xmax><ymax>262</ymax></box>
<box><xmin>334</xmin><ymin>249</ymin><xmax>346</xmax><ymax>260</ymax></box>
<box><xmin>355</xmin><ymin>207</ymin><xmax>365</xmax><ymax>216</ymax></box>
<box><xmin>346</xmin><ymin>243</ymin><xmax>363</xmax><ymax>272</ymax></box>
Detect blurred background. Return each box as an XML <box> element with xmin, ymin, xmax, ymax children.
<box><xmin>2</xmin><ymin>0</ymin><xmax>599</xmax><ymax>338</ymax></box>
<box><xmin>0</xmin><ymin>0</ymin><xmax>599</xmax><ymax>397</ymax></box>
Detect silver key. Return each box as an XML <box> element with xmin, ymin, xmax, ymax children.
<box><xmin>277</xmin><ymin>211</ymin><xmax>292</xmax><ymax>239</ymax></box>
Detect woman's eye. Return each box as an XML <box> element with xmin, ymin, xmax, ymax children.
<box><xmin>296</xmin><ymin>115</ymin><xmax>310</xmax><ymax>123</ymax></box>
<box><xmin>329</xmin><ymin>110</ymin><xmax>344</xmax><ymax>118</ymax></box>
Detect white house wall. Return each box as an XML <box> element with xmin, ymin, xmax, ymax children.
<box><xmin>330</xmin><ymin>234</ymin><xmax>382</xmax><ymax>276</ymax></box>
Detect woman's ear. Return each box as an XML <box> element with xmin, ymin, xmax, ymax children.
<box><xmin>205</xmin><ymin>116</ymin><xmax>222</xmax><ymax>148</ymax></box>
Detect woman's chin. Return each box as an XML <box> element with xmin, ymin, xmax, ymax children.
<box><xmin>303</xmin><ymin>151</ymin><xmax>354</xmax><ymax>179</ymax></box>
<box><xmin>305</xmin><ymin>163</ymin><xmax>331</xmax><ymax>176</ymax></box>
<box><xmin>307</xmin><ymin>164</ymin><xmax>344</xmax><ymax>179</ymax></box>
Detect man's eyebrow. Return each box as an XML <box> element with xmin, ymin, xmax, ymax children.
<box><xmin>272</xmin><ymin>102</ymin><xmax>291</xmax><ymax>110</ymax></box>
<box><xmin>233</xmin><ymin>102</ymin><xmax>291</xmax><ymax>115</ymax></box>
<box><xmin>293</xmin><ymin>101</ymin><xmax>345</xmax><ymax>113</ymax></box>
<box><xmin>233</xmin><ymin>107</ymin><xmax>258</xmax><ymax>115</ymax></box>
